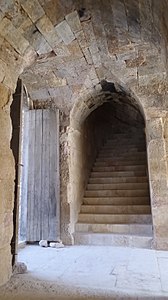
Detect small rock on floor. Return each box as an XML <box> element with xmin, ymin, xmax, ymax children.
<box><xmin>39</xmin><ymin>240</ymin><xmax>48</xmax><ymax>247</ymax></box>
<box><xmin>13</xmin><ymin>262</ymin><xmax>27</xmax><ymax>274</ymax></box>
<box><xmin>49</xmin><ymin>242</ymin><xmax>64</xmax><ymax>248</ymax></box>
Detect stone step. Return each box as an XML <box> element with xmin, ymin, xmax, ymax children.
<box><xmin>74</xmin><ymin>232</ymin><xmax>152</xmax><ymax>249</ymax></box>
<box><xmin>83</xmin><ymin>197</ymin><xmax>150</xmax><ymax>205</ymax></box>
<box><xmin>103</xmin><ymin>146</ymin><xmax>146</xmax><ymax>151</ymax></box>
<box><xmin>81</xmin><ymin>205</ymin><xmax>151</xmax><ymax>214</ymax></box>
<box><xmin>87</xmin><ymin>182</ymin><xmax>149</xmax><ymax>190</ymax></box>
<box><xmin>91</xmin><ymin>171</ymin><xmax>147</xmax><ymax>177</ymax></box>
<box><xmin>89</xmin><ymin>176</ymin><xmax>148</xmax><ymax>184</ymax></box>
<box><xmin>97</xmin><ymin>154</ymin><xmax>146</xmax><ymax>160</ymax></box>
<box><xmin>78</xmin><ymin>213</ymin><xmax>152</xmax><ymax>224</ymax></box>
<box><xmin>94</xmin><ymin>160</ymin><xmax>146</xmax><ymax>166</ymax></box>
<box><xmin>75</xmin><ymin>223</ymin><xmax>153</xmax><ymax>235</ymax></box>
<box><xmin>85</xmin><ymin>189</ymin><xmax>149</xmax><ymax>197</ymax></box>
<box><xmin>105</xmin><ymin>142</ymin><xmax>145</xmax><ymax>147</ymax></box>
<box><xmin>107</xmin><ymin>138</ymin><xmax>145</xmax><ymax>143</ymax></box>
<box><xmin>93</xmin><ymin>165</ymin><xmax>146</xmax><ymax>172</ymax></box>
<box><xmin>98</xmin><ymin>148</ymin><xmax>144</xmax><ymax>158</ymax></box>
<box><xmin>107</xmin><ymin>133</ymin><xmax>145</xmax><ymax>138</ymax></box>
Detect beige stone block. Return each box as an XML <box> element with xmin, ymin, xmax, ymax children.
<box><xmin>0</xmin><ymin>245</ymin><xmax>12</xmax><ymax>286</ymax></box>
<box><xmin>39</xmin><ymin>0</ymin><xmax>66</xmax><ymax>26</ymax></box>
<box><xmin>0</xmin><ymin>84</ymin><xmax>10</xmax><ymax>109</ymax></box>
<box><xmin>0</xmin><ymin>18</ymin><xmax>29</xmax><ymax>55</ymax></box>
<box><xmin>36</xmin><ymin>14</ymin><xmax>62</xmax><ymax>48</ymax></box>
<box><xmin>55</xmin><ymin>20</ymin><xmax>75</xmax><ymax>45</ymax></box>
<box><xmin>150</xmin><ymin>179</ymin><xmax>168</xmax><ymax>203</ymax></box>
<box><xmin>21</xmin><ymin>0</ymin><xmax>45</xmax><ymax>23</ymax></box>
<box><xmin>65</xmin><ymin>11</ymin><xmax>82</xmax><ymax>33</ymax></box>
<box><xmin>152</xmin><ymin>206</ymin><xmax>168</xmax><ymax>239</ymax></box>
<box><xmin>147</xmin><ymin>139</ymin><xmax>167</xmax><ymax>181</ymax></box>
<box><xmin>0</xmin><ymin>222</ymin><xmax>13</xmax><ymax>245</ymax></box>
<box><xmin>146</xmin><ymin>118</ymin><xmax>163</xmax><ymax>140</ymax></box>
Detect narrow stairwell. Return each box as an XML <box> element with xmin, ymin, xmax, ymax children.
<box><xmin>74</xmin><ymin>132</ymin><xmax>153</xmax><ymax>248</ymax></box>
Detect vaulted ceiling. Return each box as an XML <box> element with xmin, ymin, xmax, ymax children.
<box><xmin>0</xmin><ymin>0</ymin><xmax>168</xmax><ymax>116</ymax></box>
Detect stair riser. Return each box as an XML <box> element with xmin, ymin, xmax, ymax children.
<box><xmin>78</xmin><ymin>214</ymin><xmax>152</xmax><ymax>224</ymax></box>
<box><xmin>81</xmin><ymin>205</ymin><xmax>151</xmax><ymax>214</ymax></box>
<box><xmin>83</xmin><ymin>197</ymin><xmax>150</xmax><ymax>205</ymax></box>
<box><xmin>95</xmin><ymin>161</ymin><xmax>146</xmax><ymax>166</ymax></box>
<box><xmin>85</xmin><ymin>190</ymin><xmax>149</xmax><ymax>197</ymax></box>
<box><xmin>89</xmin><ymin>177</ymin><xmax>148</xmax><ymax>184</ymax></box>
<box><xmin>91</xmin><ymin>171</ymin><xmax>146</xmax><ymax>177</ymax></box>
<box><xmin>74</xmin><ymin>233</ymin><xmax>152</xmax><ymax>249</ymax></box>
<box><xmin>75</xmin><ymin>223</ymin><xmax>153</xmax><ymax>235</ymax></box>
<box><xmin>93</xmin><ymin>166</ymin><xmax>146</xmax><ymax>172</ymax></box>
<box><xmin>87</xmin><ymin>183</ymin><xmax>149</xmax><ymax>190</ymax></box>
<box><xmin>97</xmin><ymin>156</ymin><xmax>146</xmax><ymax>161</ymax></box>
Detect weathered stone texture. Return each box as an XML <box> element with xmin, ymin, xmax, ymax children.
<box><xmin>0</xmin><ymin>0</ymin><xmax>168</xmax><ymax>286</ymax></box>
<box><xmin>0</xmin><ymin>84</ymin><xmax>15</xmax><ymax>285</ymax></box>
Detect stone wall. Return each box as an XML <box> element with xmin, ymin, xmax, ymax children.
<box><xmin>0</xmin><ymin>83</ymin><xmax>14</xmax><ymax>285</ymax></box>
<box><xmin>1</xmin><ymin>0</ymin><xmax>168</xmax><ymax>286</ymax></box>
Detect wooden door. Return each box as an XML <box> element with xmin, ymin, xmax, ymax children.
<box><xmin>26</xmin><ymin>109</ymin><xmax>60</xmax><ymax>242</ymax></box>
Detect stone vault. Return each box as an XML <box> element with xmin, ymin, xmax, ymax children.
<box><xmin>1</xmin><ymin>0</ymin><xmax>168</xmax><ymax>286</ymax></box>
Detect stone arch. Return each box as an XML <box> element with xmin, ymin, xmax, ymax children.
<box><xmin>0</xmin><ymin>0</ymin><xmax>168</xmax><ymax>286</ymax></box>
<box><xmin>68</xmin><ymin>82</ymin><xmax>149</xmax><ymax>239</ymax></box>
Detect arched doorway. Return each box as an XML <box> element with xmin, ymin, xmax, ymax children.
<box><xmin>69</xmin><ymin>84</ymin><xmax>152</xmax><ymax>248</ymax></box>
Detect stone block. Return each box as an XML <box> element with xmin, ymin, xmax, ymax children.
<box><xmin>36</xmin><ymin>14</ymin><xmax>62</xmax><ymax>48</ymax></box>
<box><xmin>38</xmin><ymin>0</ymin><xmax>65</xmax><ymax>26</ymax></box>
<box><xmin>0</xmin><ymin>245</ymin><xmax>12</xmax><ymax>286</ymax></box>
<box><xmin>147</xmin><ymin>139</ymin><xmax>167</xmax><ymax>182</ymax></box>
<box><xmin>150</xmin><ymin>179</ymin><xmax>168</xmax><ymax>202</ymax></box>
<box><xmin>54</xmin><ymin>42</ymin><xmax>70</xmax><ymax>56</ymax></box>
<box><xmin>67</xmin><ymin>40</ymin><xmax>83</xmax><ymax>58</ymax></box>
<box><xmin>65</xmin><ymin>11</ymin><xmax>82</xmax><ymax>33</ymax></box>
<box><xmin>30</xmin><ymin>30</ymin><xmax>52</xmax><ymax>55</ymax></box>
<box><xmin>0</xmin><ymin>17</ymin><xmax>29</xmax><ymax>55</ymax></box>
<box><xmin>21</xmin><ymin>0</ymin><xmax>45</xmax><ymax>23</ymax></box>
<box><xmin>152</xmin><ymin>206</ymin><xmax>168</xmax><ymax>239</ymax></box>
<box><xmin>146</xmin><ymin>118</ymin><xmax>163</xmax><ymax>140</ymax></box>
<box><xmin>0</xmin><ymin>84</ymin><xmax>10</xmax><ymax>109</ymax></box>
<box><xmin>55</xmin><ymin>20</ymin><xmax>75</xmax><ymax>45</ymax></box>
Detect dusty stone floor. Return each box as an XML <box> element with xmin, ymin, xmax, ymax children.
<box><xmin>0</xmin><ymin>245</ymin><xmax>168</xmax><ymax>300</ymax></box>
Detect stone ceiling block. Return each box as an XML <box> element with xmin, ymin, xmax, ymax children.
<box><xmin>36</xmin><ymin>14</ymin><xmax>62</xmax><ymax>48</ymax></box>
<box><xmin>21</xmin><ymin>0</ymin><xmax>45</xmax><ymax>23</ymax></box>
<box><xmin>65</xmin><ymin>11</ymin><xmax>82</xmax><ymax>33</ymax></box>
<box><xmin>55</xmin><ymin>20</ymin><xmax>75</xmax><ymax>45</ymax></box>
<box><xmin>0</xmin><ymin>17</ymin><xmax>29</xmax><ymax>55</ymax></box>
<box><xmin>29</xmin><ymin>88</ymin><xmax>49</xmax><ymax>100</ymax></box>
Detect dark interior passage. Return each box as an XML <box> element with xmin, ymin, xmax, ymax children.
<box><xmin>74</xmin><ymin>96</ymin><xmax>152</xmax><ymax>248</ymax></box>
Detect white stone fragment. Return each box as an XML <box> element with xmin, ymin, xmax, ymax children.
<box><xmin>13</xmin><ymin>262</ymin><xmax>27</xmax><ymax>274</ymax></box>
<box><xmin>39</xmin><ymin>240</ymin><xmax>48</xmax><ymax>247</ymax></box>
<box><xmin>49</xmin><ymin>242</ymin><xmax>64</xmax><ymax>248</ymax></box>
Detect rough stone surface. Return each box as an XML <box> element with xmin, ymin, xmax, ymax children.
<box><xmin>13</xmin><ymin>262</ymin><xmax>27</xmax><ymax>275</ymax></box>
<box><xmin>0</xmin><ymin>0</ymin><xmax>168</xmax><ymax>287</ymax></box>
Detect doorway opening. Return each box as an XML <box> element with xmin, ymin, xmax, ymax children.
<box><xmin>70</xmin><ymin>89</ymin><xmax>152</xmax><ymax>248</ymax></box>
<box><xmin>11</xmin><ymin>80</ymin><xmax>60</xmax><ymax>263</ymax></box>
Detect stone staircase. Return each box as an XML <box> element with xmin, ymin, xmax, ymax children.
<box><xmin>74</xmin><ymin>132</ymin><xmax>153</xmax><ymax>248</ymax></box>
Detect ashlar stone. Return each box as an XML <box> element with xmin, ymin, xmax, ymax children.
<box><xmin>36</xmin><ymin>14</ymin><xmax>62</xmax><ymax>48</ymax></box>
<box><xmin>21</xmin><ymin>0</ymin><xmax>45</xmax><ymax>23</ymax></box>
<box><xmin>0</xmin><ymin>18</ymin><xmax>29</xmax><ymax>55</ymax></box>
<box><xmin>65</xmin><ymin>11</ymin><xmax>82</xmax><ymax>33</ymax></box>
<box><xmin>55</xmin><ymin>20</ymin><xmax>75</xmax><ymax>45</ymax></box>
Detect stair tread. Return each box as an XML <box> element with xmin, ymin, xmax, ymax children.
<box><xmin>75</xmin><ymin>131</ymin><xmax>151</xmax><ymax>247</ymax></box>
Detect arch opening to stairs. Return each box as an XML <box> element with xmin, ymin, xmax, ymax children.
<box><xmin>71</xmin><ymin>90</ymin><xmax>152</xmax><ymax>248</ymax></box>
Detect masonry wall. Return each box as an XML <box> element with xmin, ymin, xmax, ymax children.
<box><xmin>0</xmin><ymin>83</ymin><xmax>14</xmax><ymax>285</ymax></box>
<box><xmin>1</xmin><ymin>0</ymin><xmax>168</xmax><ymax>287</ymax></box>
